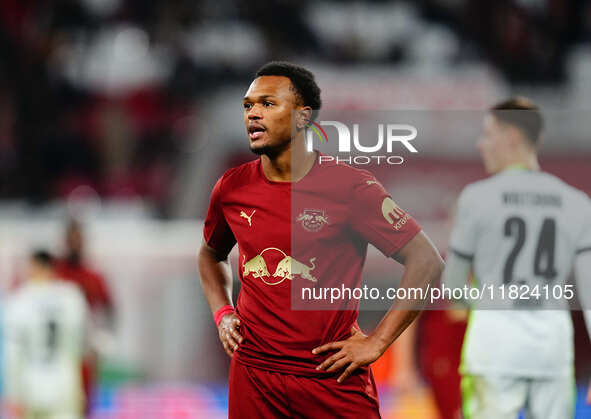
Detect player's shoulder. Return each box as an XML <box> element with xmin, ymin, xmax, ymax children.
<box><xmin>314</xmin><ymin>156</ymin><xmax>378</xmax><ymax>188</ymax></box>
<box><xmin>47</xmin><ymin>278</ymin><xmax>83</xmax><ymax>300</ymax></box>
<box><xmin>56</xmin><ymin>280</ymin><xmax>88</xmax><ymax>310</ymax></box>
<box><xmin>11</xmin><ymin>282</ymin><xmax>35</xmax><ymax>300</ymax></box>
<box><xmin>217</xmin><ymin>158</ymin><xmax>261</xmax><ymax>191</ymax></box>
<box><xmin>3</xmin><ymin>294</ymin><xmax>21</xmax><ymax>321</ymax></box>
<box><xmin>462</xmin><ymin>170</ymin><xmax>591</xmax><ymax>208</ymax></box>
<box><xmin>6</xmin><ymin>284</ymin><xmax>34</xmax><ymax>313</ymax></box>
<box><xmin>456</xmin><ymin>177</ymin><xmax>496</xmax><ymax>205</ymax></box>
<box><xmin>459</xmin><ymin>169</ymin><xmax>543</xmax><ymax>200</ymax></box>
<box><xmin>535</xmin><ymin>171</ymin><xmax>591</xmax><ymax>206</ymax></box>
<box><xmin>54</xmin><ymin>278</ymin><xmax>82</xmax><ymax>292</ymax></box>
<box><xmin>222</xmin><ymin>158</ymin><xmax>260</xmax><ymax>180</ymax></box>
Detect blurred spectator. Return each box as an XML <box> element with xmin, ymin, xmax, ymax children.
<box><xmin>55</xmin><ymin>219</ymin><xmax>112</xmax><ymax>316</ymax></box>
<box><xmin>54</xmin><ymin>218</ymin><xmax>113</xmax><ymax>414</ymax></box>
<box><xmin>0</xmin><ymin>0</ymin><xmax>590</xmax><ymax>208</ymax></box>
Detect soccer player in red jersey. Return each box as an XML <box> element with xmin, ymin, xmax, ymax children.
<box><xmin>198</xmin><ymin>62</ymin><xmax>444</xmax><ymax>418</ymax></box>
<box><xmin>55</xmin><ymin>219</ymin><xmax>113</xmax><ymax>315</ymax></box>
<box><xmin>54</xmin><ymin>218</ymin><xmax>114</xmax><ymax>415</ymax></box>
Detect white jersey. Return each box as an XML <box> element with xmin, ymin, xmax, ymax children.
<box><xmin>3</xmin><ymin>280</ymin><xmax>88</xmax><ymax>412</ymax></box>
<box><xmin>450</xmin><ymin>167</ymin><xmax>591</xmax><ymax>377</ymax></box>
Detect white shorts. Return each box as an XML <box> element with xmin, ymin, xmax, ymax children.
<box><xmin>461</xmin><ymin>374</ymin><xmax>575</xmax><ymax>419</ymax></box>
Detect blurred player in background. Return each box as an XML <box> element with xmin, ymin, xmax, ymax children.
<box><xmin>442</xmin><ymin>97</ymin><xmax>591</xmax><ymax>418</ymax></box>
<box><xmin>3</xmin><ymin>250</ymin><xmax>88</xmax><ymax>419</ymax></box>
<box><xmin>54</xmin><ymin>219</ymin><xmax>113</xmax><ymax>320</ymax></box>
<box><xmin>198</xmin><ymin>62</ymin><xmax>444</xmax><ymax>418</ymax></box>
<box><xmin>54</xmin><ymin>218</ymin><xmax>113</xmax><ymax>414</ymax></box>
<box><xmin>418</xmin><ymin>309</ymin><xmax>466</xmax><ymax>419</ymax></box>
<box><xmin>418</xmin><ymin>208</ymin><xmax>469</xmax><ymax>419</ymax></box>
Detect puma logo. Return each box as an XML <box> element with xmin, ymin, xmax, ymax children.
<box><xmin>240</xmin><ymin>210</ymin><xmax>256</xmax><ymax>227</ymax></box>
<box><xmin>366</xmin><ymin>180</ymin><xmax>379</xmax><ymax>186</ymax></box>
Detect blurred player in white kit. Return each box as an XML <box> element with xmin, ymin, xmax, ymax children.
<box><xmin>2</xmin><ymin>250</ymin><xmax>88</xmax><ymax>419</ymax></box>
<box><xmin>442</xmin><ymin>97</ymin><xmax>591</xmax><ymax>419</ymax></box>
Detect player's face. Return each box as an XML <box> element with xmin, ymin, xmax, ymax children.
<box><xmin>478</xmin><ymin>114</ymin><xmax>512</xmax><ymax>174</ymax></box>
<box><xmin>66</xmin><ymin>225</ymin><xmax>83</xmax><ymax>254</ymax></box>
<box><xmin>242</xmin><ymin>76</ymin><xmax>299</xmax><ymax>156</ymax></box>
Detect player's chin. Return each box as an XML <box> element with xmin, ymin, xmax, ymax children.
<box><xmin>249</xmin><ymin>140</ymin><xmax>275</xmax><ymax>156</ymax></box>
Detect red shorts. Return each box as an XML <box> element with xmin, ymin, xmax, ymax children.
<box><xmin>229</xmin><ymin>358</ymin><xmax>381</xmax><ymax>419</ymax></box>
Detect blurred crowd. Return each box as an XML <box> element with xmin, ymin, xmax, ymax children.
<box><xmin>0</xmin><ymin>0</ymin><xmax>590</xmax><ymax>213</ymax></box>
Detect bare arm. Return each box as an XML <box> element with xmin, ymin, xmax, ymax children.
<box><xmin>198</xmin><ymin>241</ymin><xmax>242</xmax><ymax>357</ymax></box>
<box><xmin>441</xmin><ymin>251</ymin><xmax>473</xmax><ymax>307</ymax></box>
<box><xmin>314</xmin><ymin>231</ymin><xmax>444</xmax><ymax>382</ymax></box>
<box><xmin>198</xmin><ymin>242</ymin><xmax>234</xmax><ymax>314</ymax></box>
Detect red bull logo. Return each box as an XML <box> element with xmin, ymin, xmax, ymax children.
<box><xmin>241</xmin><ymin>254</ymin><xmax>269</xmax><ymax>278</ymax></box>
<box><xmin>242</xmin><ymin>247</ymin><xmax>318</xmax><ymax>285</ymax></box>
<box><xmin>296</xmin><ymin>209</ymin><xmax>329</xmax><ymax>232</ymax></box>
<box><xmin>381</xmin><ymin>197</ymin><xmax>410</xmax><ymax>230</ymax></box>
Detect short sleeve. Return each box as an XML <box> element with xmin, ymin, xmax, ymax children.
<box><xmin>576</xmin><ymin>193</ymin><xmax>591</xmax><ymax>255</ymax></box>
<box><xmin>350</xmin><ymin>172</ymin><xmax>421</xmax><ymax>257</ymax></box>
<box><xmin>449</xmin><ymin>185</ymin><xmax>480</xmax><ymax>260</ymax></box>
<box><xmin>203</xmin><ymin>174</ymin><xmax>237</xmax><ymax>257</ymax></box>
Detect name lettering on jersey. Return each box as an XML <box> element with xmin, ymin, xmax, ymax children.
<box><xmin>240</xmin><ymin>209</ymin><xmax>256</xmax><ymax>227</ymax></box>
<box><xmin>503</xmin><ymin>192</ymin><xmax>562</xmax><ymax>207</ymax></box>
<box><xmin>382</xmin><ymin>197</ymin><xmax>410</xmax><ymax>230</ymax></box>
<box><xmin>242</xmin><ymin>248</ymin><xmax>317</xmax><ymax>285</ymax></box>
<box><xmin>297</xmin><ymin>209</ymin><xmax>329</xmax><ymax>232</ymax></box>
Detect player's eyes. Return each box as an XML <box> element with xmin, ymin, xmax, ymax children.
<box><xmin>243</xmin><ymin>101</ymin><xmax>273</xmax><ymax>109</ymax></box>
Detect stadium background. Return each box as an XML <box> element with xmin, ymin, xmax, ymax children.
<box><xmin>0</xmin><ymin>0</ymin><xmax>591</xmax><ymax>417</ymax></box>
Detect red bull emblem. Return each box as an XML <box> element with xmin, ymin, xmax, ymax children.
<box><xmin>242</xmin><ymin>247</ymin><xmax>318</xmax><ymax>285</ymax></box>
<box><xmin>381</xmin><ymin>197</ymin><xmax>410</xmax><ymax>230</ymax></box>
<box><xmin>296</xmin><ymin>209</ymin><xmax>329</xmax><ymax>232</ymax></box>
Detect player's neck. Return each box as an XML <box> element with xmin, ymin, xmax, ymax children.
<box><xmin>261</xmin><ymin>140</ymin><xmax>317</xmax><ymax>182</ymax></box>
<box><xmin>500</xmin><ymin>152</ymin><xmax>540</xmax><ymax>173</ymax></box>
<box><xmin>30</xmin><ymin>274</ymin><xmax>51</xmax><ymax>283</ymax></box>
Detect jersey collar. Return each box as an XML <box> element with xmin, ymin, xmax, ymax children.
<box><xmin>501</xmin><ymin>164</ymin><xmax>534</xmax><ymax>174</ymax></box>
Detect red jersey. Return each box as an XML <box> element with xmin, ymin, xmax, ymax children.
<box><xmin>54</xmin><ymin>260</ymin><xmax>112</xmax><ymax>312</ymax></box>
<box><xmin>203</xmin><ymin>154</ymin><xmax>421</xmax><ymax>376</ymax></box>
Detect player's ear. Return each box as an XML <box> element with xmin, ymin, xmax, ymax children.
<box><xmin>295</xmin><ymin>107</ymin><xmax>312</xmax><ymax>130</ymax></box>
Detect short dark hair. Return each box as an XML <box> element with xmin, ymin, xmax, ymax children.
<box><xmin>490</xmin><ymin>97</ymin><xmax>543</xmax><ymax>145</ymax></box>
<box><xmin>32</xmin><ymin>249</ymin><xmax>54</xmax><ymax>267</ymax></box>
<box><xmin>255</xmin><ymin>61</ymin><xmax>322</xmax><ymax>119</ymax></box>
